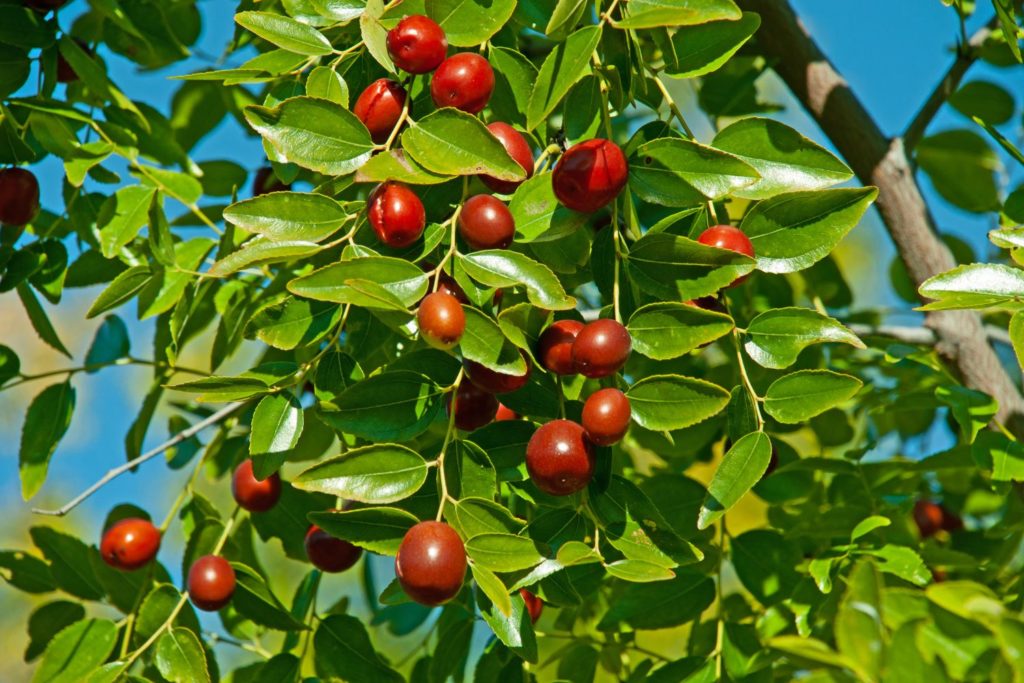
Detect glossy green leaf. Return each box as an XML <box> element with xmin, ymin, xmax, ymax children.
<box><xmin>478</xmin><ymin>588</ymin><xmax>538</xmax><ymax>662</ymax></box>
<box><xmin>508</xmin><ymin>173</ymin><xmax>590</xmax><ymax>242</ymax></box>
<box><xmin>698</xmin><ymin>431</ymin><xmax>772</xmax><ymax>529</ymax></box>
<box><xmin>743</xmin><ymin>307</ymin><xmax>864</xmax><ymax>369</ymax></box>
<box><xmin>231</xmin><ymin>563</ymin><xmax>308</xmax><ymax>630</ymax></box>
<box><xmin>918</xmin><ymin>263</ymin><xmax>1024</xmax><ymax>310</ymax></box>
<box><xmin>625</xmin><ymin>232</ymin><xmax>755</xmax><ymax>300</ymax></box>
<box><xmin>526</xmin><ymin>25</ymin><xmax>602</xmax><ymax>131</ymax></box>
<box><xmin>223</xmin><ymin>191</ymin><xmax>352</xmax><ymax>242</ymax></box>
<box><xmin>451</xmin><ymin>497</ymin><xmax>526</xmax><ymax>538</ymax></box>
<box><xmin>425</xmin><ymin>0</ymin><xmax>516</xmax><ymax>46</ymax></box>
<box><xmin>661</xmin><ymin>13</ymin><xmax>760</xmax><ymax>78</ymax></box>
<box><xmin>29</xmin><ymin>527</ymin><xmax>102</xmax><ymax>601</ymax></box>
<box><xmin>627</xmin><ymin>374</ymin><xmax>730</xmax><ymax>430</ymax></box>
<box><xmin>763</xmin><ymin>370</ymin><xmax>863</xmax><ymax>424</ymax></box>
<box><xmin>314</xmin><ymin>614</ymin><xmax>403</xmax><ymax>683</ymax></box>
<box><xmin>466</xmin><ymin>533</ymin><xmax>546</xmax><ymax>572</ymax></box>
<box><xmin>460</xmin><ymin>250</ymin><xmax>576</xmax><ymax>309</ymax></box>
<box><xmin>936</xmin><ymin>385</ymin><xmax>998</xmax><ymax>444</ymax></box>
<box><xmin>250</xmin><ymin>393</ymin><xmax>304</xmax><ymax>478</ymax></box>
<box><xmin>294</xmin><ymin>443</ymin><xmax>429</xmax><ymax>503</ymax></box>
<box><xmin>155</xmin><ymin>627</ymin><xmax>210</xmax><ymax>683</ymax></box>
<box><xmin>247</xmin><ymin>298</ymin><xmax>342</xmax><ymax>351</ymax></box>
<box><xmin>25</xmin><ymin>601</ymin><xmax>85</xmax><ymax>662</ymax></box>
<box><xmin>628</xmin><ymin>137</ymin><xmax>759</xmax><ymax>207</ymax></box>
<box><xmin>308</xmin><ymin>507</ymin><xmax>419</xmax><ymax>556</ymax></box>
<box><xmin>19</xmin><ymin>382</ymin><xmax>76</xmax><ymax>500</ymax></box>
<box><xmin>317</xmin><ymin>371</ymin><xmax>443</xmax><ymax>441</ymax></box>
<box><xmin>235</xmin><ymin>11</ymin><xmax>333</xmax><ymax>55</ymax></box>
<box><xmin>917</xmin><ymin>129</ymin><xmax>1000</xmax><ymax>213</ymax></box>
<box><xmin>355</xmin><ymin>149</ymin><xmax>452</xmax><ymax>185</ymax></box>
<box><xmin>730</xmin><ymin>528</ymin><xmax>801</xmax><ymax>604</ymax></box>
<box><xmin>98</xmin><ymin>185</ymin><xmax>157</xmax><ymax>258</ymax></box>
<box><xmin>306</xmin><ymin>65</ymin><xmax>349</xmax><ymax>105</ymax></box>
<box><xmin>460</xmin><ymin>307</ymin><xmax>528</xmax><ymax>374</ymax></box>
<box><xmin>605</xmin><ymin>559</ymin><xmax>677</xmax><ymax>583</ymax></box>
<box><xmin>33</xmin><ymin>619</ymin><xmax>118</xmax><ymax>683</ymax></box>
<box><xmin>209</xmin><ymin>240</ymin><xmax>323</xmax><ymax>277</ymax></box>
<box><xmin>627</xmin><ymin>302</ymin><xmax>734</xmax><ymax>359</ymax></box>
<box><xmin>949</xmin><ymin>81</ymin><xmax>1015</xmax><ymax>125</ymax></box>
<box><xmin>85</xmin><ymin>266</ymin><xmax>151</xmax><ymax>319</ymax></box>
<box><xmin>402</xmin><ymin>109</ymin><xmax>525</xmax><ymax>181</ymax></box>
<box><xmin>84</xmin><ymin>315</ymin><xmax>130</xmax><ymax>369</ymax></box>
<box><xmin>615</xmin><ymin>0</ymin><xmax>740</xmax><ymax>28</ymax></box>
<box><xmin>288</xmin><ymin>256</ymin><xmax>428</xmax><ymax>308</ymax></box>
<box><xmin>598</xmin><ymin>573</ymin><xmax>716</xmax><ymax>629</ymax></box>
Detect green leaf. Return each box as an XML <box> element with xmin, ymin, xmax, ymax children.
<box><xmin>451</xmin><ymin>497</ymin><xmax>526</xmax><ymax>538</ymax></box>
<box><xmin>20</xmin><ymin>382</ymin><xmax>76</xmax><ymax>500</ymax></box>
<box><xmin>478</xmin><ymin>588</ymin><xmax>538</xmax><ymax>662</ymax></box>
<box><xmin>167</xmin><ymin>376</ymin><xmax>270</xmax><ymax>403</ymax></box>
<box><xmin>0</xmin><ymin>6</ymin><xmax>56</xmax><ymax>49</ymax></box>
<box><xmin>763</xmin><ymin>370</ymin><xmax>863</xmax><ymax>424</ymax></box>
<box><xmin>223</xmin><ymin>191</ymin><xmax>353</xmax><ymax>242</ymax></box>
<box><xmin>355</xmin><ymin>149</ymin><xmax>452</xmax><ymax>185</ymax></box>
<box><xmin>459</xmin><ymin>251</ymin><xmax>576</xmax><ymax>310</ymax></box>
<box><xmin>154</xmin><ymin>627</ymin><xmax>210</xmax><ymax>683</ymax></box>
<box><xmin>84</xmin><ymin>315</ymin><xmax>131</xmax><ymax>369</ymax></box>
<box><xmin>743</xmin><ymin>307</ymin><xmax>864</xmax><ymax>369</ymax></box>
<box><xmin>660</xmin><ymin>13</ymin><xmax>760</xmax><ymax>78</ymax></box>
<box><xmin>135</xmin><ymin>585</ymin><xmax>201</xmax><ymax>646</ymax></box>
<box><xmin>949</xmin><ymin>81</ymin><xmax>1015</xmax><ymax>125</ymax></box>
<box><xmin>29</xmin><ymin>527</ymin><xmax>103</xmax><ymax>601</ymax></box>
<box><xmin>0</xmin><ymin>45</ymin><xmax>30</xmax><ymax>98</ymax></box>
<box><xmin>231</xmin><ymin>562</ymin><xmax>308</xmax><ymax>630</ymax></box>
<box><xmin>627</xmin><ymin>302</ymin><xmax>734</xmax><ymax>359</ymax></box>
<box><xmin>472</xmin><ymin>563</ymin><xmax>512</xmax><ymax>616</ymax></box>
<box><xmin>605</xmin><ymin>560</ymin><xmax>677</xmax><ymax>583</ymax></box>
<box><xmin>740</xmin><ymin>187</ymin><xmax>878</xmax><ymax>273</ymax></box>
<box><xmin>973</xmin><ymin>115</ymin><xmax>1024</xmax><ymax>168</ymax></box>
<box><xmin>918</xmin><ymin>263</ymin><xmax>1024</xmax><ymax>310</ymax></box>
<box><xmin>98</xmin><ymin>185</ymin><xmax>158</xmax><ymax>258</ymax></box>
<box><xmin>318</xmin><ymin>371</ymin><xmax>443</xmax><ymax>441</ymax></box>
<box><xmin>248</xmin><ymin>298</ymin><xmax>341</xmax><ymax>351</ymax></box>
<box><xmin>508</xmin><ymin>173</ymin><xmax>590</xmax><ymax>242</ymax></box>
<box><xmin>625</xmin><ymin>232</ymin><xmax>754</xmax><ymax>300</ymax></box>
<box><xmin>250</xmin><ymin>394</ymin><xmax>304</xmax><ymax>478</ymax></box>
<box><xmin>308</xmin><ymin>507</ymin><xmax>419</xmax><ymax>556</ymax></box>
<box><xmin>835</xmin><ymin>561</ymin><xmax>884</xmax><ymax>680</ymax></box>
<box><xmin>294</xmin><ymin>443</ymin><xmax>429</xmax><ymax>504</ymax></box>
<box><xmin>307</xmin><ymin>66</ymin><xmax>349</xmax><ymax>105</ymax></box>
<box><xmin>135</xmin><ymin>167</ymin><xmax>203</xmax><ymax>206</ymax></box>
<box><xmin>1011</xmin><ymin>310</ymin><xmax>1024</xmax><ymax>371</ymax></box>
<box><xmin>86</xmin><ymin>266</ymin><xmax>151</xmax><ymax>319</ymax></box>
<box><xmin>0</xmin><ymin>549</ymin><xmax>55</xmax><ymax>594</ymax></box>
<box><xmin>857</xmin><ymin>545</ymin><xmax>930</xmax><ymax>587</ymax></box>
<box><xmin>730</xmin><ymin>529</ymin><xmax>801</xmax><ymax>604</ymax></box>
<box><xmin>360</xmin><ymin>0</ymin><xmax>395</xmax><ymax>73</ymax></box>
<box><xmin>628</xmin><ymin>137</ymin><xmax>759</xmax><ymax>207</ymax></box>
<box><xmin>917</xmin><ymin>129</ymin><xmax>1000</xmax><ymax>213</ymax></box>
<box><xmin>935</xmin><ymin>385</ymin><xmax>998</xmax><ymax>444</ymax></box>
<box><xmin>402</xmin><ymin>109</ymin><xmax>526</xmax><ymax>181</ymax></box>
<box><xmin>460</xmin><ymin>307</ymin><xmax>528</xmax><ymax>374</ymax></box>
<box><xmin>313</xmin><ymin>0</ymin><xmax>366</xmax><ymax>23</ymax></box>
<box><xmin>616</xmin><ymin>0</ymin><xmax>740</xmax><ymax>28</ymax></box>
<box><xmin>251</xmin><ymin>486</ymin><xmax>333</xmax><ymax>560</ymax></box>
<box><xmin>244</xmin><ymin>96</ymin><xmax>374</xmax><ymax>175</ymax></box>
<box><xmin>0</xmin><ymin>344</ymin><xmax>20</xmax><ymax>386</ymax></box>
<box><xmin>545</xmin><ymin>0</ymin><xmax>589</xmax><ymax>39</ymax></box>
<box><xmin>288</xmin><ymin>256</ymin><xmax>428</xmax><ymax>308</ymax></box>
<box><xmin>18</xmin><ymin>284</ymin><xmax>71</xmax><ymax>358</ymax></box>
<box><xmin>993</xmin><ymin>0</ymin><xmax>1022</xmax><ymax>62</ymax></box>
<box><xmin>597</xmin><ymin>573</ymin><xmax>716</xmax><ymax>629</ymax></box>
<box><xmin>626</xmin><ymin>374</ymin><xmax>730</xmax><ymax>431</ymax></box>
<box><xmin>25</xmin><ymin>601</ymin><xmax>85</xmax><ymax>662</ymax></box>
<box><xmin>497</xmin><ymin>304</ymin><xmax>552</xmax><ymax>363</ymax></box>
<box><xmin>466</xmin><ymin>533</ymin><xmax>546</xmax><ymax>572</ymax></box>
<box><xmin>209</xmin><ymin>240</ymin><xmax>325</xmax><ymax>277</ymax></box>
<box><xmin>32</xmin><ymin>619</ymin><xmax>118</xmax><ymax>683</ymax></box>
<box><xmin>236</xmin><ymin>11</ymin><xmax>333</xmax><ymax>55</ymax></box>
<box><xmin>712</xmin><ymin>117</ymin><xmax>853</xmax><ymax>199</ymax></box>
<box><xmin>698</xmin><ymin>431</ymin><xmax>772</xmax><ymax>530</ymax></box>
<box><xmin>425</xmin><ymin>0</ymin><xmax>516</xmax><ymax>46</ymax></box>
<box><xmin>314</xmin><ymin>614</ymin><xmax>403</xmax><ymax>683</ymax></box>
<box><xmin>526</xmin><ymin>25</ymin><xmax>602</xmax><ymax>131</ymax></box>
<box><xmin>972</xmin><ymin>431</ymin><xmax>1024</xmax><ymax>482</ymax></box>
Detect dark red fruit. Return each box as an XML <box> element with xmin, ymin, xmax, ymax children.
<box><xmin>100</xmin><ymin>518</ymin><xmax>161</xmax><ymax>571</ymax></box>
<box><xmin>526</xmin><ymin>420</ymin><xmax>595</xmax><ymax>496</ymax></box>
<box><xmin>418</xmin><ymin>291</ymin><xmax>465</xmax><ymax>350</ymax></box>
<box><xmin>572</xmin><ymin>319</ymin><xmax>631</xmax><ymax>378</ymax></box>
<box><xmin>395</xmin><ymin>521</ymin><xmax>467</xmax><ymax>605</ymax></box>
<box><xmin>25</xmin><ymin>0</ymin><xmax>67</xmax><ymax>12</ymax></box>
<box><xmin>430</xmin><ymin>53</ymin><xmax>494</xmax><ymax>114</ymax></box>
<box><xmin>252</xmin><ymin>167</ymin><xmax>290</xmax><ymax>196</ymax></box>
<box><xmin>537</xmin><ymin>319</ymin><xmax>585</xmax><ymax>375</ymax></box>
<box><xmin>913</xmin><ymin>500</ymin><xmax>944</xmax><ymax>538</ymax></box>
<box><xmin>367</xmin><ymin>181</ymin><xmax>426</xmax><ymax>248</ymax></box>
<box><xmin>0</xmin><ymin>168</ymin><xmax>40</xmax><ymax>227</ymax></box>
<box><xmin>187</xmin><ymin>555</ymin><xmax>236</xmax><ymax>612</ymax></box>
<box><xmin>521</xmin><ymin>589</ymin><xmax>543</xmax><ymax>623</ymax></box>
<box><xmin>458</xmin><ymin>195</ymin><xmax>515</xmax><ymax>250</ymax></box>
<box><xmin>232</xmin><ymin>459</ymin><xmax>282</xmax><ymax>513</ymax></box>
<box><xmin>353</xmin><ymin>78</ymin><xmax>407</xmax><ymax>144</ymax></box>
<box><xmin>464</xmin><ymin>352</ymin><xmax>531</xmax><ymax>394</ymax></box>
<box><xmin>495</xmin><ymin>403</ymin><xmax>517</xmax><ymax>421</ymax></box>
<box><xmin>305</xmin><ymin>525</ymin><xmax>363</xmax><ymax>573</ymax></box>
<box><xmin>684</xmin><ymin>296</ymin><xmax>727</xmax><ymax>315</ymax></box>
<box><xmin>387</xmin><ymin>15</ymin><xmax>448</xmax><ymax>74</ymax></box>
<box><xmin>481</xmin><ymin>123</ymin><xmax>534</xmax><ymax>194</ymax></box>
<box><xmin>551</xmin><ymin>139</ymin><xmax>628</xmax><ymax>213</ymax></box>
<box><xmin>940</xmin><ymin>506</ymin><xmax>963</xmax><ymax>532</ymax></box>
<box><xmin>581</xmin><ymin>388</ymin><xmax>631</xmax><ymax>446</ymax></box>
<box><xmin>447</xmin><ymin>380</ymin><xmax>499</xmax><ymax>431</ymax></box>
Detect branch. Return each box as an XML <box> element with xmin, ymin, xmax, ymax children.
<box><xmin>32</xmin><ymin>402</ymin><xmax>244</xmax><ymax>517</ymax></box>
<box><xmin>736</xmin><ymin>0</ymin><xmax>1024</xmax><ymax>435</ymax></box>
<box><xmin>847</xmin><ymin>323</ymin><xmax>1012</xmax><ymax>348</ymax></box>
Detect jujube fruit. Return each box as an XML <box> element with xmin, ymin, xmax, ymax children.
<box><xmin>430</xmin><ymin>53</ymin><xmax>494</xmax><ymax>114</ymax></box>
<box><xmin>447</xmin><ymin>380</ymin><xmax>499</xmax><ymax>431</ymax></box>
<box><xmin>187</xmin><ymin>555</ymin><xmax>236</xmax><ymax>612</ymax></box>
<box><xmin>100</xmin><ymin>518</ymin><xmax>161</xmax><ymax>571</ymax></box>
<box><xmin>305</xmin><ymin>525</ymin><xmax>363</xmax><ymax>573</ymax></box>
<box><xmin>912</xmin><ymin>500</ymin><xmax>944</xmax><ymax>538</ymax></box>
<box><xmin>481</xmin><ymin>123</ymin><xmax>534</xmax><ymax>194</ymax></box>
<box><xmin>395</xmin><ymin>521</ymin><xmax>467</xmax><ymax>605</ymax></box>
<box><xmin>525</xmin><ymin>419</ymin><xmax>595</xmax><ymax>496</ymax></box>
<box><xmin>464</xmin><ymin>352</ymin><xmax>531</xmax><ymax>394</ymax></box>
<box><xmin>697</xmin><ymin>225</ymin><xmax>754</xmax><ymax>287</ymax></box>
<box><xmin>386</xmin><ymin>15</ymin><xmax>447</xmax><ymax>74</ymax></box>
<box><xmin>495</xmin><ymin>403</ymin><xmax>517</xmax><ymax>421</ymax></box>
<box><xmin>0</xmin><ymin>168</ymin><xmax>40</xmax><ymax>227</ymax></box>
<box><xmin>367</xmin><ymin>181</ymin><xmax>426</xmax><ymax>248</ymax></box>
<box><xmin>353</xmin><ymin>78</ymin><xmax>407</xmax><ymax>144</ymax></box>
<box><xmin>551</xmin><ymin>139</ymin><xmax>628</xmax><ymax>213</ymax></box>
<box><xmin>458</xmin><ymin>195</ymin><xmax>515</xmax><ymax>250</ymax></box>
<box><xmin>252</xmin><ymin>166</ymin><xmax>290</xmax><ymax>196</ymax></box>
<box><xmin>537</xmin><ymin>319</ymin><xmax>585</xmax><ymax>375</ymax></box>
<box><xmin>581</xmin><ymin>388</ymin><xmax>631</xmax><ymax>446</ymax></box>
<box><xmin>418</xmin><ymin>291</ymin><xmax>465</xmax><ymax>350</ymax></box>
<box><xmin>572</xmin><ymin>319</ymin><xmax>631</xmax><ymax>378</ymax></box>
<box><xmin>232</xmin><ymin>459</ymin><xmax>282</xmax><ymax>512</ymax></box>
<box><xmin>521</xmin><ymin>589</ymin><xmax>543</xmax><ymax>623</ymax></box>
<box><xmin>420</xmin><ymin>262</ymin><xmax>468</xmax><ymax>304</ymax></box>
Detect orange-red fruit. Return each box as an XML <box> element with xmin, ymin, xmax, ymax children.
<box><xmin>353</xmin><ymin>78</ymin><xmax>407</xmax><ymax>144</ymax></box>
<box><xmin>232</xmin><ymin>459</ymin><xmax>282</xmax><ymax>513</ymax></box>
<box><xmin>386</xmin><ymin>15</ymin><xmax>448</xmax><ymax>74</ymax></box>
<box><xmin>526</xmin><ymin>419</ymin><xmax>595</xmax><ymax>496</ymax></box>
<box><xmin>458</xmin><ymin>195</ymin><xmax>515</xmax><ymax>250</ymax></box>
<box><xmin>537</xmin><ymin>319</ymin><xmax>585</xmax><ymax>375</ymax></box>
<box><xmin>495</xmin><ymin>403</ymin><xmax>517</xmax><ymax>421</ymax></box>
<box><xmin>305</xmin><ymin>525</ymin><xmax>363</xmax><ymax>573</ymax></box>
<box><xmin>913</xmin><ymin>500</ymin><xmax>944</xmax><ymax>538</ymax></box>
<box><xmin>418</xmin><ymin>291</ymin><xmax>465</xmax><ymax>350</ymax></box>
<box><xmin>430</xmin><ymin>53</ymin><xmax>494</xmax><ymax>114</ymax></box>
<box><xmin>187</xmin><ymin>555</ymin><xmax>236</xmax><ymax>612</ymax></box>
<box><xmin>697</xmin><ymin>225</ymin><xmax>754</xmax><ymax>286</ymax></box>
<box><xmin>581</xmin><ymin>388</ymin><xmax>631</xmax><ymax>446</ymax></box>
<box><xmin>100</xmin><ymin>518</ymin><xmax>161</xmax><ymax>571</ymax></box>
<box><xmin>572</xmin><ymin>319</ymin><xmax>631</xmax><ymax>378</ymax></box>
<box><xmin>482</xmin><ymin>123</ymin><xmax>534</xmax><ymax>194</ymax></box>
<box><xmin>395</xmin><ymin>521</ymin><xmax>467</xmax><ymax>606</ymax></box>
<box><xmin>464</xmin><ymin>352</ymin><xmax>531</xmax><ymax>394</ymax></box>
<box><xmin>448</xmin><ymin>380</ymin><xmax>499</xmax><ymax>431</ymax></box>
<box><xmin>368</xmin><ymin>181</ymin><xmax>426</xmax><ymax>248</ymax></box>
<box><xmin>551</xmin><ymin>139</ymin><xmax>628</xmax><ymax>213</ymax></box>
<box><xmin>0</xmin><ymin>168</ymin><xmax>40</xmax><ymax>227</ymax></box>
<box><xmin>521</xmin><ymin>589</ymin><xmax>543</xmax><ymax>623</ymax></box>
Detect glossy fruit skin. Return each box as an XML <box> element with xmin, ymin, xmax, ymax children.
<box><xmin>913</xmin><ymin>500</ymin><xmax>944</xmax><ymax>538</ymax></box>
<box><xmin>353</xmin><ymin>79</ymin><xmax>407</xmax><ymax>144</ymax></box>
<box><xmin>526</xmin><ymin>420</ymin><xmax>595</xmax><ymax>496</ymax></box>
<box><xmin>100</xmin><ymin>518</ymin><xmax>161</xmax><ymax>571</ymax></box>
<box><xmin>521</xmin><ymin>589</ymin><xmax>543</xmax><ymax>623</ymax></box>
<box><xmin>464</xmin><ymin>352</ymin><xmax>531</xmax><ymax>394</ymax></box>
<box><xmin>188</xmin><ymin>555</ymin><xmax>236</xmax><ymax>612</ymax></box>
<box><xmin>481</xmin><ymin>123</ymin><xmax>534</xmax><ymax>194</ymax></box>
<box><xmin>537</xmin><ymin>319</ymin><xmax>585</xmax><ymax>375</ymax></box>
<box><xmin>418</xmin><ymin>291</ymin><xmax>465</xmax><ymax>350</ymax></box>
<box><xmin>395</xmin><ymin>521</ymin><xmax>467</xmax><ymax>606</ymax></box>
<box><xmin>551</xmin><ymin>139</ymin><xmax>628</xmax><ymax>213</ymax></box>
<box><xmin>458</xmin><ymin>195</ymin><xmax>515</xmax><ymax>250</ymax></box>
<box><xmin>232</xmin><ymin>459</ymin><xmax>282</xmax><ymax>513</ymax></box>
<box><xmin>430</xmin><ymin>53</ymin><xmax>494</xmax><ymax>114</ymax></box>
<box><xmin>305</xmin><ymin>525</ymin><xmax>363</xmax><ymax>573</ymax></box>
<box><xmin>572</xmin><ymin>319</ymin><xmax>632</xmax><ymax>378</ymax></box>
<box><xmin>252</xmin><ymin>166</ymin><xmax>291</xmax><ymax>196</ymax></box>
<box><xmin>368</xmin><ymin>181</ymin><xmax>426</xmax><ymax>248</ymax></box>
<box><xmin>495</xmin><ymin>403</ymin><xmax>517</xmax><ymax>421</ymax></box>
<box><xmin>581</xmin><ymin>388</ymin><xmax>631</xmax><ymax>446</ymax></box>
<box><xmin>387</xmin><ymin>15</ymin><xmax>448</xmax><ymax>74</ymax></box>
<box><xmin>448</xmin><ymin>380</ymin><xmax>499</xmax><ymax>431</ymax></box>
<box><xmin>0</xmin><ymin>168</ymin><xmax>40</xmax><ymax>227</ymax></box>
<box><xmin>697</xmin><ymin>224</ymin><xmax>754</xmax><ymax>287</ymax></box>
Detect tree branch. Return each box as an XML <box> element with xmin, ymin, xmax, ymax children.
<box><xmin>847</xmin><ymin>323</ymin><xmax>1012</xmax><ymax>348</ymax></box>
<box><xmin>736</xmin><ymin>0</ymin><xmax>1024</xmax><ymax>434</ymax></box>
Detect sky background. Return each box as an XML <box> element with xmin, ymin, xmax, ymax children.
<box><xmin>0</xmin><ymin>0</ymin><xmax>1022</xmax><ymax>680</ymax></box>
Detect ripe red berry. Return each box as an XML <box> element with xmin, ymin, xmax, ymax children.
<box><xmin>367</xmin><ymin>181</ymin><xmax>426</xmax><ymax>248</ymax></box>
<box><xmin>430</xmin><ymin>53</ymin><xmax>494</xmax><ymax>114</ymax></box>
<box><xmin>458</xmin><ymin>195</ymin><xmax>515</xmax><ymax>250</ymax></box>
<box><xmin>913</xmin><ymin>500</ymin><xmax>944</xmax><ymax>538</ymax></box>
<box><xmin>386</xmin><ymin>15</ymin><xmax>448</xmax><ymax>74</ymax></box>
<box><xmin>187</xmin><ymin>555</ymin><xmax>236</xmax><ymax>612</ymax></box>
<box><xmin>100</xmin><ymin>518</ymin><xmax>161</xmax><ymax>571</ymax></box>
<box><xmin>0</xmin><ymin>168</ymin><xmax>40</xmax><ymax>227</ymax></box>
<box><xmin>464</xmin><ymin>352</ymin><xmax>531</xmax><ymax>394</ymax></box>
<box><xmin>418</xmin><ymin>291</ymin><xmax>465</xmax><ymax>350</ymax></box>
<box><xmin>481</xmin><ymin>123</ymin><xmax>534</xmax><ymax>194</ymax></box>
<box><xmin>495</xmin><ymin>403</ymin><xmax>517</xmax><ymax>421</ymax></box>
<box><xmin>353</xmin><ymin>78</ymin><xmax>407</xmax><ymax>144</ymax></box>
<box><xmin>252</xmin><ymin>166</ymin><xmax>290</xmax><ymax>196</ymax></box>
<box><xmin>526</xmin><ymin>419</ymin><xmax>595</xmax><ymax>496</ymax></box>
<box><xmin>572</xmin><ymin>319</ymin><xmax>631</xmax><ymax>378</ymax></box>
<box><xmin>537</xmin><ymin>319</ymin><xmax>585</xmax><ymax>375</ymax></box>
<box><xmin>305</xmin><ymin>525</ymin><xmax>363</xmax><ymax>573</ymax></box>
<box><xmin>520</xmin><ymin>589</ymin><xmax>543</xmax><ymax>623</ymax></box>
<box><xmin>447</xmin><ymin>380</ymin><xmax>499</xmax><ymax>431</ymax></box>
<box><xmin>581</xmin><ymin>388</ymin><xmax>631</xmax><ymax>446</ymax></box>
<box><xmin>395</xmin><ymin>521</ymin><xmax>467</xmax><ymax>606</ymax></box>
<box><xmin>551</xmin><ymin>139</ymin><xmax>628</xmax><ymax>213</ymax></box>
<box><xmin>232</xmin><ymin>459</ymin><xmax>282</xmax><ymax>513</ymax></box>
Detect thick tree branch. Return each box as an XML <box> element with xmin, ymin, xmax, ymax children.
<box><xmin>737</xmin><ymin>0</ymin><xmax>1024</xmax><ymax>433</ymax></box>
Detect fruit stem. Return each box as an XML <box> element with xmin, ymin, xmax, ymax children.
<box><xmin>599</xmin><ymin>0</ymin><xmax>622</xmax><ymax>26</ymax></box>
<box><xmin>725</xmin><ymin>299</ymin><xmax>764</xmax><ymax>432</ymax></box>
<box><xmin>612</xmin><ymin>224</ymin><xmax>623</xmax><ymax>323</ymax></box>
<box><xmin>705</xmin><ymin>199</ymin><xmax>719</xmax><ymax>225</ymax></box>
<box><xmin>714</xmin><ymin>518</ymin><xmax>728</xmax><ymax>679</ymax></box>
<box><xmin>533</xmin><ymin>144</ymin><xmax>562</xmax><ymax>173</ymax></box>
<box><xmin>431</xmin><ymin>178</ymin><xmax>468</xmax><ymax>292</ymax></box>
<box><xmin>381</xmin><ymin>76</ymin><xmax>414</xmax><ymax>151</ymax></box>
<box><xmin>648</xmin><ymin>70</ymin><xmax>696</xmax><ymax>139</ymax></box>
<box><xmin>434</xmin><ymin>368</ymin><xmax>465</xmax><ymax>521</ymax></box>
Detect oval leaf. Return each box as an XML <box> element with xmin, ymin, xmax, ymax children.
<box><xmin>763</xmin><ymin>370</ymin><xmax>863</xmax><ymax>424</ymax></box>
<box><xmin>626</xmin><ymin>375</ymin><xmax>730</xmax><ymax>430</ymax></box>
<box><xmin>698</xmin><ymin>431</ymin><xmax>772</xmax><ymax>530</ymax></box>
<box><xmin>294</xmin><ymin>443</ymin><xmax>429</xmax><ymax>504</ymax></box>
